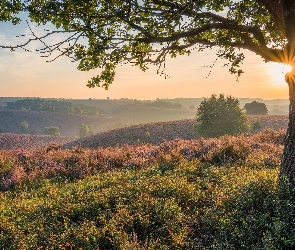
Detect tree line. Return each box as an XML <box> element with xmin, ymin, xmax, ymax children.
<box><xmin>6</xmin><ymin>98</ymin><xmax>106</xmax><ymax>117</ymax></box>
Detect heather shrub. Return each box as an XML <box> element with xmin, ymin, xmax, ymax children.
<box><xmin>1</xmin><ymin>129</ymin><xmax>294</xmax><ymax>249</ymax></box>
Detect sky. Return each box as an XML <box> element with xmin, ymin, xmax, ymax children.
<box><xmin>0</xmin><ymin>14</ymin><xmax>291</xmax><ymax>100</ymax></box>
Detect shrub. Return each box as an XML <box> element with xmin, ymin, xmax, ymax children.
<box><xmin>251</xmin><ymin>120</ymin><xmax>263</xmax><ymax>132</ymax></box>
<box><xmin>195</xmin><ymin>94</ymin><xmax>250</xmax><ymax>138</ymax></box>
<box><xmin>79</xmin><ymin>124</ymin><xmax>94</xmax><ymax>138</ymax></box>
<box><xmin>44</xmin><ymin>126</ymin><xmax>60</xmax><ymax>136</ymax></box>
<box><xmin>19</xmin><ymin>121</ymin><xmax>29</xmax><ymax>134</ymax></box>
<box><xmin>0</xmin><ymin>125</ymin><xmax>5</xmax><ymax>133</ymax></box>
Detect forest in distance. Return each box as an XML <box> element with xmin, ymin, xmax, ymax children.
<box><xmin>0</xmin><ymin>96</ymin><xmax>290</xmax><ymax>114</ymax></box>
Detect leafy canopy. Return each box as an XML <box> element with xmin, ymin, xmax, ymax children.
<box><xmin>1</xmin><ymin>1</ymin><xmax>294</xmax><ymax>88</ymax></box>
<box><xmin>44</xmin><ymin>126</ymin><xmax>60</xmax><ymax>136</ymax></box>
<box><xmin>195</xmin><ymin>94</ymin><xmax>250</xmax><ymax>138</ymax></box>
<box><xmin>244</xmin><ymin>101</ymin><xmax>268</xmax><ymax>115</ymax></box>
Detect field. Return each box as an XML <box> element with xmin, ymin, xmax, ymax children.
<box><xmin>1</xmin><ymin>125</ymin><xmax>295</xmax><ymax>249</ymax></box>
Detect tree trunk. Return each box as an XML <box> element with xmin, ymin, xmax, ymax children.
<box><xmin>280</xmin><ymin>68</ymin><xmax>295</xmax><ymax>183</ymax></box>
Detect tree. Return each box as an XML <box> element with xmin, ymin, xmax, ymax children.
<box><xmin>244</xmin><ymin>101</ymin><xmax>268</xmax><ymax>115</ymax></box>
<box><xmin>0</xmin><ymin>125</ymin><xmax>5</xmax><ymax>133</ymax></box>
<box><xmin>195</xmin><ymin>94</ymin><xmax>249</xmax><ymax>138</ymax></box>
<box><xmin>79</xmin><ymin>124</ymin><xmax>94</xmax><ymax>138</ymax></box>
<box><xmin>2</xmin><ymin>1</ymin><xmax>295</xmax><ymax>183</ymax></box>
<box><xmin>19</xmin><ymin>121</ymin><xmax>29</xmax><ymax>134</ymax></box>
<box><xmin>44</xmin><ymin>126</ymin><xmax>60</xmax><ymax>136</ymax></box>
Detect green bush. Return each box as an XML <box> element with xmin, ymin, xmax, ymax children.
<box><xmin>44</xmin><ymin>126</ymin><xmax>60</xmax><ymax>136</ymax></box>
<box><xmin>19</xmin><ymin>121</ymin><xmax>29</xmax><ymax>134</ymax></box>
<box><xmin>195</xmin><ymin>94</ymin><xmax>250</xmax><ymax>138</ymax></box>
<box><xmin>79</xmin><ymin>124</ymin><xmax>94</xmax><ymax>138</ymax></box>
<box><xmin>251</xmin><ymin>120</ymin><xmax>263</xmax><ymax>132</ymax></box>
<box><xmin>0</xmin><ymin>125</ymin><xmax>5</xmax><ymax>133</ymax></box>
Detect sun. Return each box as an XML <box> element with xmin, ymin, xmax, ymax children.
<box><xmin>267</xmin><ymin>62</ymin><xmax>293</xmax><ymax>84</ymax></box>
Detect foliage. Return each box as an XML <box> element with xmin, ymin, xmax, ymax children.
<box><xmin>44</xmin><ymin>126</ymin><xmax>60</xmax><ymax>136</ymax></box>
<box><xmin>79</xmin><ymin>124</ymin><xmax>94</xmax><ymax>138</ymax></box>
<box><xmin>0</xmin><ymin>0</ymin><xmax>22</xmax><ymax>24</ymax></box>
<box><xmin>195</xmin><ymin>94</ymin><xmax>250</xmax><ymax>138</ymax></box>
<box><xmin>1</xmin><ymin>129</ymin><xmax>294</xmax><ymax>249</ymax></box>
<box><xmin>19</xmin><ymin>121</ymin><xmax>29</xmax><ymax>134</ymax></box>
<box><xmin>66</xmin><ymin>116</ymin><xmax>287</xmax><ymax>149</ymax></box>
<box><xmin>0</xmin><ymin>125</ymin><xmax>5</xmax><ymax>133</ymax></box>
<box><xmin>251</xmin><ymin>119</ymin><xmax>264</xmax><ymax>132</ymax></box>
<box><xmin>1</xmin><ymin>1</ymin><xmax>290</xmax><ymax>88</ymax></box>
<box><xmin>144</xmin><ymin>100</ymin><xmax>182</xmax><ymax>109</ymax></box>
<box><xmin>7</xmin><ymin>98</ymin><xmax>106</xmax><ymax>117</ymax></box>
<box><xmin>245</xmin><ymin>101</ymin><xmax>268</xmax><ymax>115</ymax></box>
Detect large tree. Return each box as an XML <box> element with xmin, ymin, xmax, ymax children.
<box><xmin>2</xmin><ymin>0</ymin><xmax>295</xmax><ymax>183</ymax></box>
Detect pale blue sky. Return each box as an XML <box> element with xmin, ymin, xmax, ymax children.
<box><xmin>0</xmin><ymin>15</ymin><xmax>290</xmax><ymax>100</ymax></box>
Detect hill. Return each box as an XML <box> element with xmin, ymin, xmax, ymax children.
<box><xmin>1</xmin><ymin>129</ymin><xmax>294</xmax><ymax>249</ymax></box>
<box><xmin>0</xmin><ymin>108</ymin><xmax>132</xmax><ymax>137</ymax></box>
<box><xmin>0</xmin><ymin>133</ymin><xmax>74</xmax><ymax>150</ymax></box>
<box><xmin>64</xmin><ymin>115</ymin><xmax>288</xmax><ymax>149</ymax></box>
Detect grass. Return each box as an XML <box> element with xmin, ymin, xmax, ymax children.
<box><xmin>0</xmin><ymin>129</ymin><xmax>295</xmax><ymax>249</ymax></box>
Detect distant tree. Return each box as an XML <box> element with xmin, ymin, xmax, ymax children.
<box><xmin>244</xmin><ymin>101</ymin><xmax>268</xmax><ymax>115</ymax></box>
<box><xmin>0</xmin><ymin>125</ymin><xmax>5</xmax><ymax>133</ymax></box>
<box><xmin>79</xmin><ymin>124</ymin><xmax>89</xmax><ymax>138</ymax></box>
<box><xmin>44</xmin><ymin>126</ymin><xmax>60</xmax><ymax>136</ymax></box>
<box><xmin>19</xmin><ymin>121</ymin><xmax>29</xmax><ymax>134</ymax></box>
<box><xmin>195</xmin><ymin>94</ymin><xmax>250</xmax><ymax>138</ymax></box>
<box><xmin>79</xmin><ymin>124</ymin><xmax>94</xmax><ymax>138</ymax></box>
<box><xmin>189</xmin><ymin>105</ymin><xmax>196</xmax><ymax>111</ymax></box>
<box><xmin>88</xmin><ymin>125</ymin><xmax>94</xmax><ymax>136</ymax></box>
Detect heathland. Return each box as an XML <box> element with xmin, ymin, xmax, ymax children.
<box><xmin>0</xmin><ymin>97</ymin><xmax>294</xmax><ymax>249</ymax></box>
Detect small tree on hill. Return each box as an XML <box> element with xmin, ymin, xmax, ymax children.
<box><xmin>195</xmin><ymin>94</ymin><xmax>250</xmax><ymax>138</ymax></box>
<box><xmin>0</xmin><ymin>125</ymin><xmax>5</xmax><ymax>133</ymax></box>
<box><xmin>44</xmin><ymin>126</ymin><xmax>60</xmax><ymax>136</ymax></box>
<box><xmin>79</xmin><ymin>124</ymin><xmax>89</xmax><ymax>138</ymax></box>
<box><xmin>79</xmin><ymin>124</ymin><xmax>94</xmax><ymax>138</ymax></box>
<box><xmin>19</xmin><ymin>121</ymin><xmax>29</xmax><ymax>134</ymax></box>
<box><xmin>244</xmin><ymin>101</ymin><xmax>268</xmax><ymax>115</ymax></box>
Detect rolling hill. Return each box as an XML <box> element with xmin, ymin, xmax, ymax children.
<box><xmin>64</xmin><ymin>115</ymin><xmax>288</xmax><ymax>149</ymax></box>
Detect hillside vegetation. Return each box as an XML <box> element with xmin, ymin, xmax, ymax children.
<box><xmin>0</xmin><ymin>133</ymin><xmax>74</xmax><ymax>150</ymax></box>
<box><xmin>7</xmin><ymin>98</ymin><xmax>106</xmax><ymax>117</ymax></box>
<box><xmin>0</xmin><ymin>108</ymin><xmax>131</xmax><ymax>137</ymax></box>
<box><xmin>1</xmin><ymin>129</ymin><xmax>295</xmax><ymax>249</ymax></box>
<box><xmin>65</xmin><ymin>115</ymin><xmax>288</xmax><ymax>149</ymax></box>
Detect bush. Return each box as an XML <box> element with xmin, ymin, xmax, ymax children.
<box><xmin>44</xmin><ymin>126</ymin><xmax>60</xmax><ymax>136</ymax></box>
<box><xmin>0</xmin><ymin>125</ymin><xmax>5</xmax><ymax>133</ymax></box>
<box><xmin>79</xmin><ymin>124</ymin><xmax>94</xmax><ymax>138</ymax></box>
<box><xmin>195</xmin><ymin>94</ymin><xmax>250</xmax><ymax>138</ymax></box>
<box><xmin>251</xmin><ymin>120</ymin><xmax>263</xmax><ymax>132</ymax></box>
<box><xmin>19</xmin><ymin>121</ymin><xmax>29</xmax><ymax>134</ymax></box>
<box><xmin>244</xmin><ymin>101</ymin><xmax>268</xmax><ymax>115</ymax></box>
